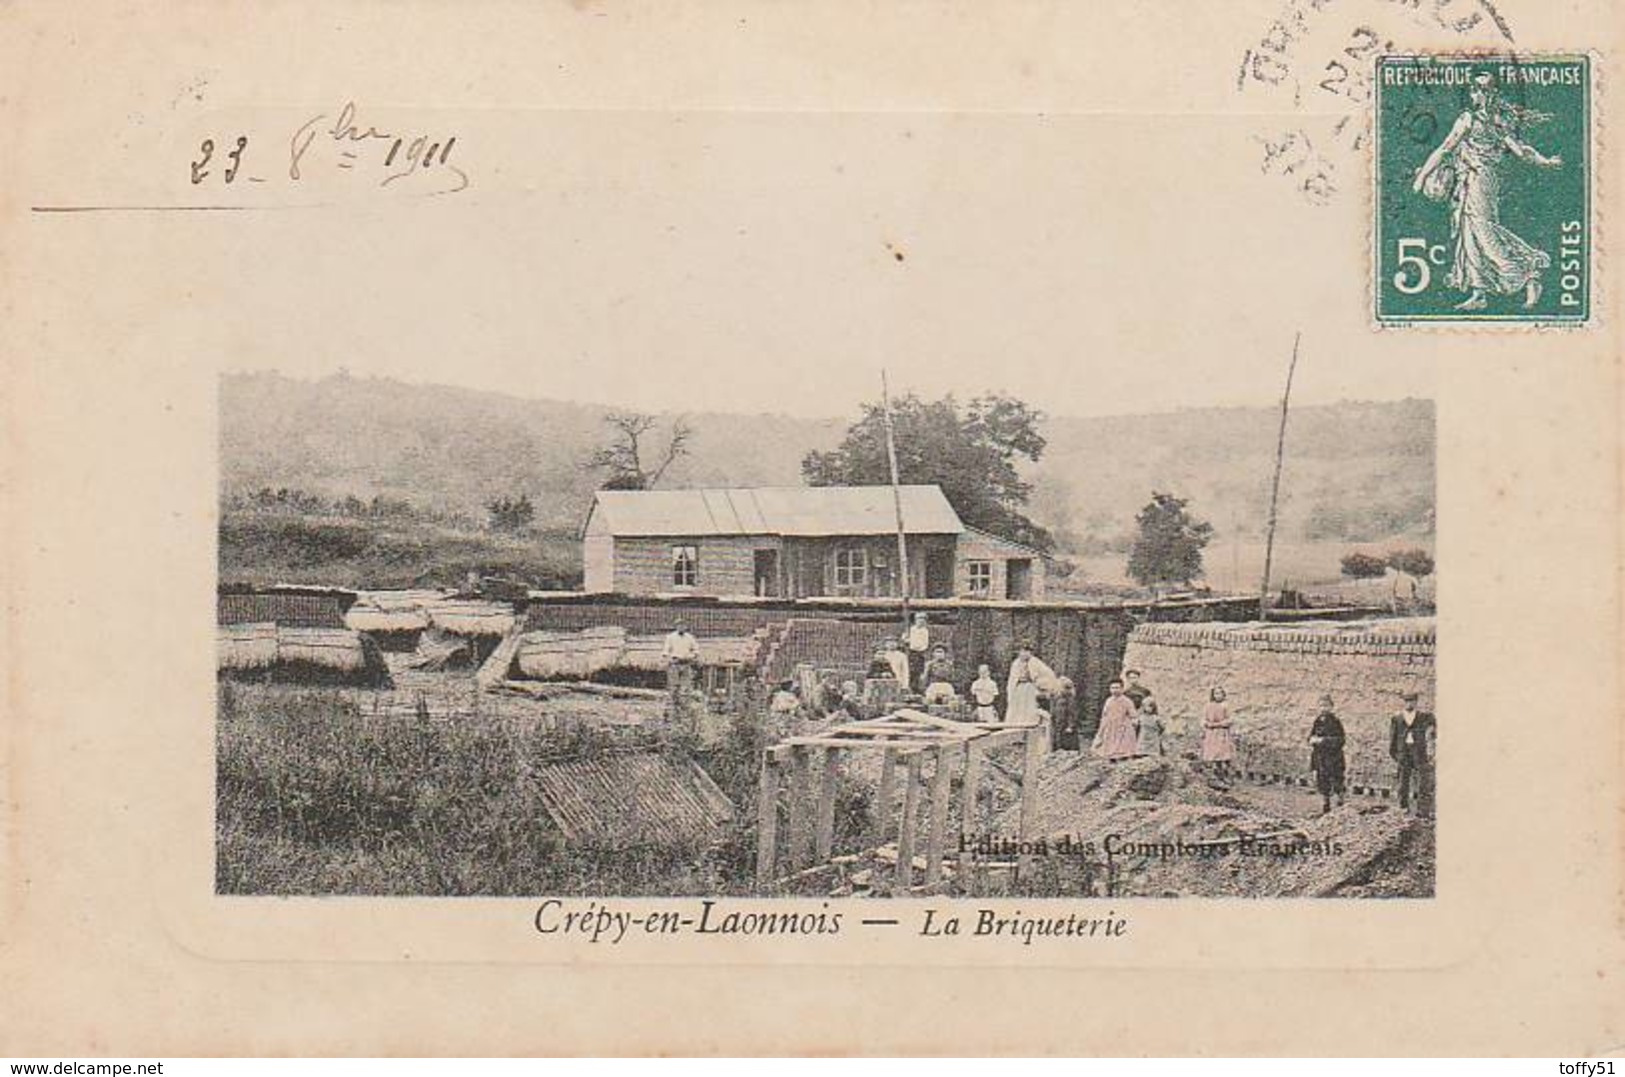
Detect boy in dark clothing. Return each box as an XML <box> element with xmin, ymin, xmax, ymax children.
<box><xmin>1308</xmin><ymin>694</ymin><xmax>1347</xmax><ymax>815</ymax></box>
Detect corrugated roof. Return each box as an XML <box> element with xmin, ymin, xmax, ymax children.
<box><xmin>587</xmin><ymin>485</ymin><xmax>963</xmax><ymax>538</ymax></box>
<box><xmin>533</xmin><ymin>753</ymin><xmax>735</xmax><ymax>847</ymax></box>
<box><xmin>959</xmin><ymin>525</ymin><xmax>1051</xmax><ymax>559</ymax></box>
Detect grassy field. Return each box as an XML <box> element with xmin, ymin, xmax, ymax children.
<box><xmin>215</xmin><ymin>682</ymin><xmax>767</xmax><ymax>895</ymax></box>
<box><xmin>218</xmin><ymin>510</ymin><xmax>580</xmax><ymax>590</ymax></box>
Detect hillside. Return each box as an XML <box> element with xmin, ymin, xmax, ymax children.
<box><xmin>221</xmin><ymin>371</ymin><xmax>843</xmax><ymax>533</ymax></box>
<box><xmin>221</xmin><ymin>372</ymin><xmax>1434</xmax><ymax>582</ymax></box>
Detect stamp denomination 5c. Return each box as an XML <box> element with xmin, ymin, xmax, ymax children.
<box><xmin>1375</xmin><ymin>54</ymin><xmax>1591</xmax><ymax>324</ymax></box>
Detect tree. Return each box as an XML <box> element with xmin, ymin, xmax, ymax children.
<box><xmin>1386</xmin><ymin>547</ymin><xmax>1435</xmax><ymax>577</ymax></box>
<box><xmin>589</xmin><ymin>412</ymin><xmax>692</xmax><ymax>490</ymax></box>
<box><xmin>1127</xmin><ymin>492</ymin><xmax>1213</xmax><ymax>588</ymax></box>
<box><xmin>801</xmin><ymin>392</ymin><xmax>1053</xmax><ymax>551</ymax></box>
<box><xmin>1340</xmin><ymin>551</ymin><xmax>1388</xmax><ymax>579</ymax></box>
<box><xmin>486</xmin><ymin>494</ymin><xmax>535</xmax><ymax>533</ymax></box>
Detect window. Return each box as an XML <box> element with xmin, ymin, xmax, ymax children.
<box><xmin>834</xmin><ymin>547</ymin><xmax>868</xmax><ymax>590</ymax></box>
<box><xmin>671</xmin><ymin>545</ymin><xmax>698</xmax><ymax>587</ymax></box>
<box><xmin>967</xmin><ymin>560</ymin><xmax>993</xmax><ymax>597</ymax></box>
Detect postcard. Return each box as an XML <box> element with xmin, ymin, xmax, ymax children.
<box><xmin>2</xmin><ymin>0</ymin><xmax>1621</xmax><ymax>1057</ymax></box>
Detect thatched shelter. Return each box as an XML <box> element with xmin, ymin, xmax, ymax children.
<box><xmin>215</xmin><ymin>622</ymin><xmax>390</xmax><ymax>687</ymax></box>
<box><xmin>345</xmin><ymin>593</ymin><xmax>436</xmax><ymax>651</ymax></box>
<box><xmin>505</xmin><ymin>625</ymin><xmax>762</xmax><ymax>689</ymax></box>
<box><xmin>218</xmin><ymin>622</ymin><xmax>278</xmax><ymax>671</ymax></box>
<box><xmin>424</xmin><ymin>599</ymin><xmax>517</xmax><ymax>665</ymax></box>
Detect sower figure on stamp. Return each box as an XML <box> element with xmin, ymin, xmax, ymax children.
<box><xmin>1308</xmin><ymin>693</ymin><xmax>1347</xmax><ymax>816</ymax></box>
<box><xmin>1390</xmin><ymin>691</ymin><xmax>1437</xmax><ymax>818</ymax></box>
<box><xmin>1413</xmin><ymin>71</ymin><xmax>1563</xmax><ymax>311</ymax></box>
<box><xmin>661</xmin><ymin>619</ymin><xmax>700</xmax><ymax>724</ymax></box>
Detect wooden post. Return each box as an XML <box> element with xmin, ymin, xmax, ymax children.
<box><xmin>815</xmin><ymin>746</ymin><xmax>840</xmax><ymax>861</ymax></box>
<box><xmin>896</xmin><ymin>751</ymin><xmax>922</xmax><ymax>892</ymax></box>
<box><xmin>924</xmin><ymin>743</ymin><xmax>954</xmax><ymax>884</ymax></box>
<box><xmin>787</xmin><ymin>745</ymin><xmax>813</xmax><ymax>869</ymax></box>
<box><xmin>1016</xmin><ymin>725</ymin><xmax>1043</xmax><ymax>881</ymax></box>
<box><xmin>755</xmin><ymin>751</ymin><xmax>781</xmax><ymax>884</ymax></box>
<box><xmin>1260</xmin><ymin>330</ymin><xmax>1301</xmax><ymax>619</ymax></box>
<box><xmin>880</xmin><ymin>369</ymin><xmax>911</xmax><ymax>631</ymax></box>
<box><xmin>874</xmin><ymin>747</ymin><xmax>897</xmax><ymax>849</ymax></box>
<box><xmin>961</xmin><ymin>739</ymin><xmax>984</xmax><ymax>895</ymax></box>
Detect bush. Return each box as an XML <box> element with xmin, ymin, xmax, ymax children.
<box><xmin>1340</xmin><ymin>551</ymin><xmax>1388</xmax><ymax>579</ymax></box>
<box><xmin>1386</xmin><ymin>547</ymin><xmax>1435</xmax><ymax>577</ymax></box>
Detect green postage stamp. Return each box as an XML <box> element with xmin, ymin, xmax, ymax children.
<box><xmin>1374</xmin><ymin>54</ymin><xmax>1591</xmax><ymax>324</ymax></box>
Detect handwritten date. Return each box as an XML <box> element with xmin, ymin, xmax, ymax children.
<box><xmin>188</xmin><ymin>101</ymin><xmax>468</xmax><ymax>196</ymax></box>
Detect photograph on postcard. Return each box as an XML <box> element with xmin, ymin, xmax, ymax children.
<box><xmin>211</xmin><ymin>107</ymin><xmax>1439</xmax><ymax>905</ymax></box>
<box><xmin>8</xmin><ymin>0</ymin><xmax>1625</xmax><ymax>1056</ymax></box>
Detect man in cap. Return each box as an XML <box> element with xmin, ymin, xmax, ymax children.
<box><xmin>1388</xmin><ymin>691</ymin><xmax>1437</xmax><ymax>818</ymax></box>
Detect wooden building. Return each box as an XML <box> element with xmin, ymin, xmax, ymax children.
<box><xmin>580</xmin><ymin>485</ymin><xmax>1047</xmax><ymax>600</ymax></box>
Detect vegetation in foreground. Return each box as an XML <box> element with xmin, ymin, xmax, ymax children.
<box><xmin>215</xmin><ymin>685</ymin><xmax>759</xmax><ymax>896</ymax></box>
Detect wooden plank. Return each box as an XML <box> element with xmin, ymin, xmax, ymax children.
<box><xmin>1016</xmin><ymin>725</ymin><xmax>1044</xmax><ymax>881</ymax></box>
<box><xmin>874</xmin><ymin>748</ymin><xmax>896</xmax><ymax>848</ymax></box>
<box><xmin>890</xmin><ymin>709</ymin><xmax>980</xmax><ymax>732</ymax></box>
<box><xmin>814</xmin><ymin>745</ymin><xmax>840</xmax><ymax>861</ymax></box>
<box><xmin>896</xmin><ymin>752</ymin><xmax>922</xmax><ymax>892</ymax></box>
<box><xmin>781</xmin><ymin>734</ymin><xmax>957</xmax><ymax>750</ymax></box>
<box><xmin>971</xmin><ymin>726</ymin><xmax>1031</xmax><ymax>750</ymax></box>
<box><xmin>961</xmin><ymin>740</ymin><xmax>984</xmax><ymax>896</ymax></box>
<box><xmin>811</xmin><ymin>724</ymin><xmax>954</xmax><ymax>737</ymax></box>
<box><xmin>787</xmin><ymin>745</ymin><xmax>813</xmax><ymax>869</ymax></box>
<box><xmin>924</xmin><ymin>743</ymin><xmax>954</xmax><ymax>884</ymax></box>
<box><xmin>852</xmin><ymin>714</ymin><xmax>939</xmax><ymax>727</ymax></box>
<box><xmin>755</xmin><ymin>754</ymin><xmax>780</xmax><ymax>884</ymax></box>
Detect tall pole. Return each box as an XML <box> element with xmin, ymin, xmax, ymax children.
<box><xmin>880</xmin><ymin>370</ymin><xmax>911</xmax><ymax>631</ymax></box>
<box><xmin>1259</xmin><ymin>331</ymin><xmax>1301</xmax><ymax>619</ymax></box>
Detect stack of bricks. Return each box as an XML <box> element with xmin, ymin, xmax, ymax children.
<box><xmin>1120</xmin><ymin>618</ymin><xmax>1435</xmax><ymax>792</ymax></box>
<box><xmin>762</xmin><ymin>617</ymin><xmax>895</xmax><ymax>685</ymax></box>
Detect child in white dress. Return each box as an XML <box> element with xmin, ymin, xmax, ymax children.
<box><xmin>969</xmin><ymin>663</ymin><xmax>999</xmax><ymax>722</ymax></box>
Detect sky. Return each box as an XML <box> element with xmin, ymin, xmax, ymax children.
<box><xmin>211</xmin><ymin>108</ymin><xmax>1437</xmax><ymax>420</ymax></box>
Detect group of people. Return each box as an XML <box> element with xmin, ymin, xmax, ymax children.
<box><xmin>864</xmin><ymin>629</ymin><xmax>1068</xmax><ymax>735</ymax></box>
<box><xmin>1089</xmin><ymin>670</ymin><xmax>1202</xmax><ymax>764</ymax></box>
<box><xmin>1303</xmin><ymin>690</ymin><xmax>1436</xmax><ymax>816</ymax></box>
<box><xmin>676</xmin><ymin>614</ymin><xmax>1438</xmax><ymax>821</ymax></box>
<box><xmin>1085</xmin><ymin>672</ymin><xmax>1245</xmax><ymax>784</ymax></box>
<box><xmin>1095</xmin><ymin>677</ymin><xmax>1436</xmax><ymax>817</ymax></box>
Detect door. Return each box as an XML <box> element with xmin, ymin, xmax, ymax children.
<box><xmin>753</xmin><ymin>549</ymin><xmax>780</xmax><ymax>597</ymax></box>
<box><xmin>925</xmin><ymin>548</ymin><xmax>956</xmax><ymax>598</ymax></box>
<box><xmin>1007</xmin><ymin>559</ymin><xmax>1033</xmax><ymax>600</ymax></box>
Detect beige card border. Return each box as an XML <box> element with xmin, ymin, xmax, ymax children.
<box><xmin>4</xmin><ymin>0</ymin><xmax>1623</xmax><ymax>1056</ymax></box>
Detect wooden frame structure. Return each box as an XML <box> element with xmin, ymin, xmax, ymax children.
<box><xmin>755</xmin><ymin>710</ymin><xmax>1044</xmax><ymax>893</ymax></box>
